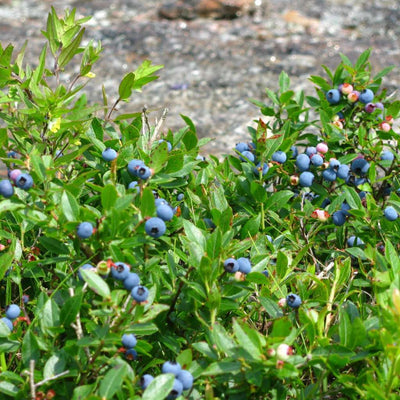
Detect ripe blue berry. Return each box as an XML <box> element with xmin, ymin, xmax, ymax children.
<box><xmin>111</xmin><ymin>262</ymin><xmax>130</xmax><ymax>281</ymax></box>
<box><xmin>384</xmin><ymin>206</ymin><xmax>398</xmax><ymax>221</ymax></box>
<box><xmin>177</xmin><ymin>370</ymin><xmax>194</xmax><ymax>391</ymax></box>
<box><xmin>122</xmin><ymin>333</ymin><xmax>137</xmax><ymax>349</ymax></box>
<box><xmin>272</xmin><ymin>150</ymin><xmax>287</xmax><ymax>164</ymax></box>
<box><xmin>223</xmin><ymin>258</ymin><xmax>239</xmax><ymax>273</ymax></box>
<box><xmin>15</xmin><ymin>173</ymin><xmax>33</xmax><ymax>190</ymax></box>
<box><xmin>328</xmin><ymin>159</ymin><xmax>340</xmax><ymax>170</ymax></box>
<box><xmin>140</xmin><ymin>374</ymin><xmax>154</xmax><ymax>390</ymax></box>
<box><xmin>381</xmin><ymin>151</ymin><xmax>394</xmax><ymax>162</ymax></box>
<box><xmin>310</xmin><ymin>154</ymin><xmax>323</xmax><ymax>166</ymax></box>
<box><xmin>167</xmin><ymin>379</ymin><xmax>183</xmax><ymax>400</ymax></box>
<box><xmin>0</xmin><ymin>180</ymin><xmax>14</xmax><ymax>198</ymax></box>
<box><xmin>262</xmin><ymin>270</ymin><xmax>269</xmax><ymax>278</ymax></box>
<box><xmin>102</xmin><ymin>148</ymin><xmax>118</xmax><ymax>161</ymax></box>
<box><xmin>128</xmin><ymin>181</ymin><xmax>140</xmax><ymax>194</ymax></box>
<box><xmin>5</xmin><ymin>304</ymin><xmax>20</xmax><ymax>320</ymax></box>
<box><xmin>291</xmin><ymin>146</ymin><xmax>298</xmax><ymax>158</ymax></box>
<box><xmin>125</xmin><ymin>348</ymin><xmax>138</xmax><ymax>360</ymax></box>
<box><xmin>0</xmin><ymin>317</ymin><xmax>13</xmax><ymax>332</ymax></box>
<box><xmin>299</xmin><ymin>171</ymin><xmax>314</xmax><ymax>187</ymax></box>
<box><xmin>341</xmin><ymin>202</ymin><xmax>351</xmax><ymax>216</ymax></box>
<box><xmin>77</xmin><ymin>222</ymin><xmax>94</xmax><ymax>239</ymax></box>
<box><xmin>358</xmin><ymin>88</ymin><xmax>374</xmax><ymax>104</ymax></box>
<box><xmin>337</xmin><ymin>164</ymin><xmax>350</xmax><ymax>179</ymax></box>
<box><xmin>347</xmin><ymin>236</ymin><xmax>364</xmax><ymax>247</ymax></box>
<box><xmin>137</xmin><ymin>165</ymin><xmax>152</xmax><ymax>180</ymax></box>
<box><xmin>156</xmin><ymin>204</ymin><xmax>174</xmax><ymax>221</ymax></box>
<box><xmin>332</xmin><ymin>210</ymin><xmax>346</xmax><ymax>226</ymax></box>
<box><xmin>239</xmin><ymin>150</ymin><xmax>255</xmax><ymax>163</ymax></box>
<box><xmin>322</xmin><ymin>168</ymin><xmax>337</xmax><ymax>182</ymax></box>
<box><xmin>351</xmin><ymin>158</ymin><xmax>370</xmax><ymax>175</ymax></box>
<box><xmin>176</xmin><ymin>193</ymin><xmax>185</xmax><ymax>201</ymax></box>
<box><xmin>203</xmin><ymin>218</ymin><xmax>216</xmax><ymax>229</ymax></box>
<box><xmin>145</xmin><ymin>217</ymin><xmax>166</xmax><ymax>238</ymax></box>
<box><xmin>155</xmin><ymin>198</ymin><xmax>168</xmax><ymax>207</ymax></box>
<box><xmin>305</xmin><ymin>147</ymin><xmax>317</xmax><ymax>157</ymax></box>
<box><xmin>235</xmin><ymin>142</ymin><xmax>249</xmax><ymax>153</ymax></box>
<box><xmin>296</xmin><ymin>154</ymin><xmax>310</xmax><ymax>172</ymax></box>
<box><xmin>127</xmin><ymin>159</ymin><xmax>145</xmax><ymax>176</ymax></box>
<box><xmin>123</xmin><ymin>272</ymin><xmax>140</xmax><ymax>290</ymax></box>
<box><xmin>158</xmin><ymin>139</ymin><xmax>172</xmax><ymax>152</ymax></box>
<box><xmin>286</xmin><ymin>293</ymin><xmax>302</xmax><ymax>308</ymax></box>
<box><xmin>78</xmin><ymin>263</ymin><xmax>95</xmax><ymax>280</ymax></box>
<box><xmin>326</xmin><ymin>89</ymin><xmax>341</xmax><ymax>104</ymax></box>
<box><xmin>253</xmin><ymin>162</ymin><xmax>269</xmax><ymax>176</ymax></box>
<box><xmin>162</xmin><ymin>361</ymin><xmax>182</xmax><ymax>376</ymax></box>
<box><xmin>237</xmin><ymin>257</ymin><xmax>252</xmax><ymax>274</ymax></box>
<box><xmin>131</xmin><ymin>285</ymin><xmax>149</xmax><ymax>302</ymax></box>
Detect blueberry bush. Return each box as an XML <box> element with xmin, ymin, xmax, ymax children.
<box><xmin>0</xmin><ymin>7</ymin><xmax>400</xmax><ymax>400</ymax></box>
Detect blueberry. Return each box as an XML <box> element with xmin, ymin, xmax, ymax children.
<box><xmin>137</xmin><ymin>165</ymin><xmax>152</xmax><ymax>180</ymax></box>
<box><xmin>328</xmin><ymin>159</ymin><xmax>340</xmax><ymax>171</ymax></box>
<box><xmin>262</xmin><ymin>270</ymin><xmax>269</xmax><ymax>277</ymax></box>
<box><xmin>140</xmin><ymin>374</ymin><xmax>154</xmax><ymax>390</ymax></box>
<box><xmin>22</xmin><ymin>294</ymin><xmax>29</xmax><ymax>304</ymax></box>
<box><xmin>235</xmin><ymin>142</ymin><xmax>249</xmax><ymax>153</ymax></box>
<box><xmin>290</xmin><ymin>146</ymin><xmax>298</xmax><ymax>158</ymax></box>
<box><xmin>239</xmin><ymin>150</ymin><xmax>255</xmax><ymax>163</ymax></box>
<box><xmin>296</xmin><ymin>154</ymin><xmax>311</xmax><ymax>172</ymax></box>
<box><xmin>322</xmin><ymin>168</ymin><xmax>337</xmax><ymax>182</ymax></box>
<box><xmin>364</xmin><ymin>103</ymin><xmax>376</xmax><ymax>113</ymax></box>
<box><xmin>0</xmin><ymin>317</ymin><xmax>13</xmax><ymax>332</ymax></box>
<box><xmin>351</xmin><ymin>158</ymin><xmax>370</xmax><ymax>176</ymax></box>
<box><xmin>203</xmin><ymin>218</ymin><xmax>216</xmax><ymax>229</ymax></box>
<box><xmin>332</xmin><ymin>210</ymin><xmax>346</xmax><ymax>226</ymax></box>
<box><xmin>123</xmin><ymin>272</ymin><xmax>141</xmax><ymax>290</ymax></box>
<box><xmin>381</xmin><ymin>151</ymin><xmax>394</xmax><ymax>162</ymax></box>
<box><xmin>384</xmin><ymin>206</ymin><xmax>398</xmax><ymax>221</ymax></box>
<box><xmin>15</xmin><ymin>173</ymin><xmax>33</xmax><ymax>190</ymax></box>
<box><xmin>286</xmin><ymin>293</ymin><xmax>302</xmax><ymax>308</ymax></box>
<box><xmin>253</xmin><ymin>162</ymin><xmax>269</xmax><ymax>176</ymax></box>
<box><xmin>223</xmin><ymin>258</ymin><xmax>239</xmax><ymax>273</ymax></box>
<box><xmin>272</xmin><ymin>151</ymin><xmax>287</xmax><ymax>164</ymax></box>
<box><xmin>125</xmin><ymin>348</ymin><xmax>138</xmax><ymax>361</ymax></box>
<box><xmin>299</xmin><ymin>171</ymin><xmax>314</xmax><ymax>187</ymax></box>
<box><xmin>237</xmin><ymin>257</ymin><xmax>252</xmax><ymax>274</ymax></box>
<box><xmin>341</xmin><ymin>202</ymin><xmax>351</xmax><ymax>217</ymax></box>
<box><xmin>305</xmin><ymin>147</ymin><xmax>317</xmax><ymax>157</ymax></box>
<box><xmin>177</xmin><ymin>370</ymin><xmax>194</xmax><ymax>391</ymax></box>
<box><xmin>321</xmin><ymin>197</ymin><xmax>331</xmax><ymax>208</ymax></box>
<box><xmin>326</xmin><ymin>89</ymin><xmax>341</xmax><ymax>104</ymax></box>
<box><xmin>310</xmin><ymin>154</ymin><xmax>323</xmax><ymax>167</ymax></box>
<box><xmin>5</xmin><ymin>304</ymin><xmax>20</xmax><ymax>320</ymax></box>
<box><xmin>162</xmin><ymin>361</ymin><xmax>182</xmax><ymax>376</ymax></box>
<box><xmin>145</xmin><ymin>217</ymin><xmax>166</xmax><ymax>238</ymax></box>
<box><xmin>8</xmin><ymin>169</ymin><xmax>22</xmax><ymax>183</ymax></box>
<box><xmin>77</xmin><ymin>222</ymin><xmax>94</xmax><ymax>239</ymax></box>
<box><xmin>176</xmin><ymin>193</ymin><xmax>185</xmax><ymax>201</ymax></box>
<box><xmin>122</xmin><ymin>333</ymin><xmax>137</xmax><ymax>349</ymax></box>
<box><xmin>358</xmin><ymin>88</ymin><xmax>374</xmax><ymax>104</ymax></box>
<box><xmin>347</xmin><ymin>236</ymin><xmax>364</xmax><ymax>247</ymax></box>
<box><xmin>128</xmin><ymin>181</ymin><xmax>140</xmax><ymax>194</ymax></box>
<box><xmin>111</xmin><ymin>262</ymin><xmax>130</xmax><ymax>281</ymax></box>
<box><xmin>156</xmin><ymin>204</ymin><xmax>174</xmax><ymax>221</ymax></box>
<box><xmin>102</xmin><ymin>147</ymin><xmax>118</xmax><ymax>161</ymax></box>
<box><xmin>0</xmin><ymin>180</ymin><xmax>14</xmax><ymax>198</ymax></box>
<box><xmin>167</xmin><ymin>379</ymin><xmax>183</xmax><ymax>400</ymax></box>
<box><xmin>78</xmin><ymin>263</ymin><xmax>95</xmax><ymax>280</ymax></box>
<box><xmin>127</xmin><ymin>159</ymin><xmax>145</xmax><ymax>176</ymax></box>
<box><xmin>337</xmin><ymin>164</ymin><xmax>350</xmax><ymax>179</ymax></box>
<box><xmin>131</xmin><ymin>285</ymin><xmax>149</xmax><ymax>302</ymax></box>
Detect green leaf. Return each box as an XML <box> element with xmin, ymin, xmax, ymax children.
<box><xmin>61</xmin><ymin>190</ymin><xmax>80</xmax><ymax>221</ymax></box>
<box><xmin>140</xmin><ymin>187</ymin><xmax>155</xmax><ymax>218</ymax></box>
<box><xmin>22</xmin><ymin>330</ymin><xmax>40</xmax><ymax>366</ymax></box>
<box><xmin>38</xmin><ymin>237</ymin><xmax>69</xmax><ymax>255</ymax></box>
<box><xmin>0</xmin><ymin>381</ymin><xmax>18</xmax><ymax>397</ymax></box>
<box><xmin>80</xmin><ymin>269</ymin><xmax>110</xmax><ymax>298</ymax></box>
<box><xmin>41</xmin><ymin>299</ymin><xmax>60</xmax><ymax>335</ymax></box>
<box><xmin>101</xmin><ymin>184</ymin><xmax>118</xmax><ymax>210</ymax></box>
<box><xmin>202</xmin><ymin>361</ymin><xmax>242</xmax><ymax>376</ymax></box>
<box><xmin>142</xmin><ymin>373</ymin><xmax>175</xmax><ymax>400</ymax></box>
<box><xmin>98</xmin><ymin>362</ymin><xmax>129</xmax><ymax>398</ymax></box>
<box><xmin>32</xmin><ymin>44</ymin><xmax>47</xmax><ymax>86</ymax></box>
<box><xmin>183</xmin><ymin>220</ymin><xmax>206</xmax><ymax>249</ymax></box>
<box><xmin>339</xmin><ymin>308</ymin><xmax>352</xmax><ymax>348</ymax></box>
<box><xmin>43</xmin><ymin>353</ymin><xmax>66</xmax><ymax>380</ymax></box>
<box><xmin>0</xmin><ymin>238</ymin><xmax>16</xmax><ymax>281</ymax></box>
<box><xmin>60</xmin><ymin>292</ymin><xmax>83</xmax><ymax>327</ymax></box>
<box><xmin>240</xmin><ymin>214</ymin><xmax>260</xmax><ymax>239</ymax></box>
<box><xmin>0</xmin><ymin>338</ymin><xmax>20</xmax><ymax>353</ymax></box>
<box><xmin>233</xmin><ymin>319</ymin><xmax>261</xmax><ymax>359</ymax></box>
<box><xmin>118</xmin><ymin>72</ymin><xmax>135</xmax><ymax>100</ymax></box>
<box><xmin>279</xmin><ymin>71</ymin><xmax>290</xmax><ymax>93</ymax></box>
<box><xmin>0</xmin><ymin>199</ymin><xmax>25</xmax><ymax>214</ymax></box>
<box><xmin>58</xmin><ymin>27</ymin><xmax>85</xmax><ymax>68</ymax></box>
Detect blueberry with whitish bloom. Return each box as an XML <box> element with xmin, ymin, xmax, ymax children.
<box><xmin>272</xmin><ymin>150</ymin><xmax>287</xmax><ymax>164</ymax></box>
<box><xmin>341</xmin><ymin>202</ymin><xmax>351</xmax><ymax>216</ymax></box>
<box><xmin>358</xmin><ymin>88</ymin><xmax>374</xmax><ymax>104</ymax></box>
<box><xmin>162</xmin><ymin>361</ymin><xmax>182</xmax><ymax>376</ymax></box>
<box><xmin>326</xmin><ymin>89</ymin><xmax>341</xmax><ymax>104</ymax></box>
<box><xmin>156</xmin><ymin>204</ymin><xmax>174</xmax><ymax>221</ymax></box>
<box><xmin>332</xmin><ymin>210</ymin><xmax>346</xmax><ymax>226</ymax></box>
<box><xmin>381</xmin><ymin>150</ymin><xmax>394</xmax><ymax>162</ymax></box>
<box><xmin>299</xmin><ymin>171</ymin><xmax>314</xmax><ymax>187</ymax></box>
<box><xmin>125</xmin><ymin>348</ymin><xmax>138</xmax><ymax>360</ymax></box>
<box><xmin>310</xmin><ymin>154</ymin><xmax>323</xmax><ymax>166</ymax></box>
<box><xmin>111</xmin><ymin>262</ymin><xmax>130</xmax><ymax>281</ymax></box>
<box><xmin>127</xmin><ymin>159</ymin><xmax>145</xmax><ymax>176</ymax></box>
<box><xmin>5</xmin><ymin>304</ymin><xmax>20</xmax><ymax>320</ymax></box>
<box><xmin>0</xmin><ymin>180</ymin><xmax>14</xmax><ymax>198</ymax></box>
<box><xmin>102</xmin><ymin>147</ymin><xmax>118</xmax><ymax>161</ymax></box>
<box><xmin>291</xmin><ymin>145</ymin><xmax>298</xmax><ymax>158</ymax></box>
<box><xmin>177</xmin><ymin>370</ymin><xmax>194</xmax><ymax>391</ymax></box>
<box><xmin>223</xmin><ymin>258</ymin><xmax>239</xmax><ymax>273</ymax></box>
<box><xmin>176</xmin><ymin>193</ymin><xmax>184</xmax><ymax>201</ymax></box>
<box><xmin>351</xmin><ymin>158</ymin><xmax>370</xmax><ymax>175</ymax></box>
<box><xmin>296</xmin><ymin>154</ymin><xmax>311</xmax><ymax>172</ymax></box>
<box><xmin>167</xmin><ymin>379</ymin><xmax>183</xmax><ymax>400</ymax></box>
<box><xmin>0</xmin><ymin>317</ymin><xmax>13</xmax><ymax>332</ymax></box>
<box><xmin>15</xmin><ymin>173</ymin><xmax>33</xmax><ymax>190</ymax></box>
<box><xmin>140</xmin><ymin>374</ymin><xmax>154</xmax><ymax>390</ymax></box>
<box><xmin>305</xmin><ymin>147</ymin><xmax>317</xmax><ymax>157</ymax></box>
<box><xmin>322</xmin><ymin>168</ymin><xmax>337</xmax><ymax>182</ymax></box>
<box><xmin>78</xmin><ymin>263</ymin><xmax>95</xmax><ymax>280</ymax></box>
<box><xmin>123</xmin><ymin>272</ymin><xmax>141</xmax><ymax>290</ymax></box>
<box><xmin>155</xmin><ymin>198</ymin><xmax>168</xmax><ymax>207</ymax></box>
<box><xmin>347</xmin><ymin>236</ymin><xmax>364</xmax><ymax>247</ymax></box>
<box><xmin>384</xmin><ymin>206</ymin><xmax>398</xmax><ymax>221</ymax></box>
<box><xmin>122</xmin><ymin>333</ymin><xmax>137</xmax><ymax>349</ymax></box>
<box><xmin>145</xmin><ymin>217</ymin><xmax>166</xmax><ymax>238</ymax></box>
<box><xmin>128</xmin><ymin>181</ymin><xmax>140</xmax><ymax>194</ymax></box>
<box><xmin>253</xmin><ymin>162</ymin><xmax>269</xmax><ymax>176</ymax></box>
<box><xmin>131</xmin><ymin>285</ymin><xmax>149</xmax><ymax>302</ymax></box>
<box><xmin>286</xmin><ymin>293</ymin><xmax>302</xmax><ymax>308</ymax></box>
<box><xmin>337</xmin><ymin>164</ymin><xmax>350</xmax><ymax>179</ymax></box>
<box><xmin>77</xmin><ymin>222</ymin><xmax>94</xmax><ymax>239</ymax></box>
<box><xmin>137</xmin><ymin>165</ymin><xmax>152</xmax><ymax>180</ymax></box>
<box><xmin>240</xmin><ymin>150</ymin><xmax>255</xmax><ymax>163</ymax></box>
<box><xmin>237</xmin><ymin>257</ymin><xmax>252</xmax><ymax>274</ymax></box>
<box><xmin>235</xmin><ymin>142</ymin><xmax>249</xmax><ymax>153</ymax></box>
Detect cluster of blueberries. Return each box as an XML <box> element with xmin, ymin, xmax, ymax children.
<box><xmin>140</xmin><ymin>360</ymin><xmax>194</xmax><ymax>399</ymax></box>
<box><xmin>1</xmin><ymin>304</ymin><xmax>21</xmax><ymax>333</ymax></box>
<box><xmin>0</xmin><ymin>169</ymin><xmax>34</xmax><ymax>198</ymax></box>
<box><xmin>78</xmin><ymin>261</ymin><xmax>149</xmax><ymax>303</ymax></box>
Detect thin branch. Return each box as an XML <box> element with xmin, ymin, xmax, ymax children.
<box><xmin>34</xmin><ymin>370</ymin><xmax>70</xmax><ymax>388</ymax></box>
<box><xmin>149</xmin><ymin>107</ymin><xmax>168</xmax><ymax>149</ymax></box>
<box><xmin>29</xmin><ymin>360</ymin><xmax>35</xmax><ymax>400</ymax></box>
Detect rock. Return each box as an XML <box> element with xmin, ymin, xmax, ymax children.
<box><xmin>158</xmin><ymin>0</ymin><xmax>255</xmax><ymax>20</ymax></box>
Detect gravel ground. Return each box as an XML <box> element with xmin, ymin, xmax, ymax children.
<box><xmin>0</xmin><ymin>0</ymin><xmax>399</xmax><ymax>156</ymax></box>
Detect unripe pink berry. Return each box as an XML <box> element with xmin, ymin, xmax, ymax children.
<box><xmin>364</xmin><ymin>103</ymin><xmax>376</xmax><ymax>113</ymax></box>
<box><xmin>340</xmin><ymin>83</ymin><xmax>353</xmax><ymax>95</ymax></box>
<box><xmin>278</xmin><ymin>298</ymin><xmax>287</xmax><ymax>307</ymax></box>
<box><xmin>316</xmin><ymin>142</ymin><xmax>328</xmax><ymax>154</ymax></box>
<box><xmin>290</xmin><ymin>175</ymin><xmax>299</xmax><ymax>186</ymax></box>
<box><xmin>379</xmin><ymin>122</ymin><xmax>391</xmax><ymax>132</ymax></box>
<box><xmin>385</xmin><ymin>115</ymin><xmax>394</xmax><ymax>125</ymax></box>
<box><xmin>347</xmin><ymin>91</ymin><xmax>359</xmax><ymax>103</ymax></box>
<box><xmin>277</xmin><ymin>344</ymin><xmax>293</xmax><ymax>361</ymax></box>
<box><xmin>311</xmin><ymin>209</ymin><xmax>330</xmax><ymax>222</ymax></box>
<box><xmin>332</xmin><ymin>120</ymin><xmax>343</xmax><ymax>129</ymax></box>
<box><xmin>9</xmin><ymin>169</ymin><xmax>22</xmax><ymax>182</ymax></box>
